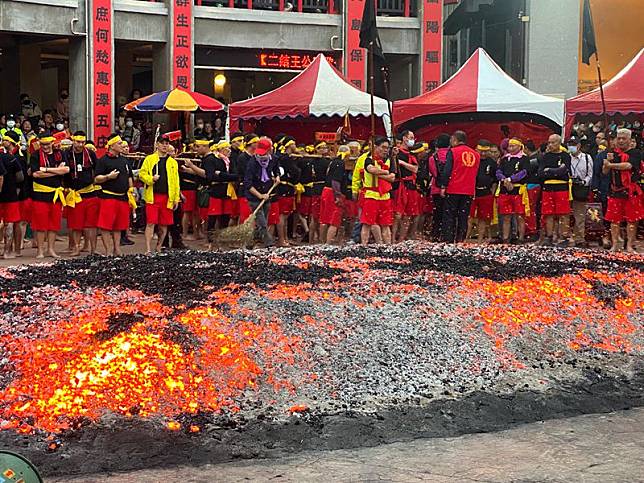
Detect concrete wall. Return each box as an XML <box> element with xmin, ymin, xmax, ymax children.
<box><xmin>0</xmin><ymin>0</ymin><xmax>77</xmax><ymax>36</ymax></box>
<box><xmin>526</xmin><ymin>0</ymin><xmax>580</xmax><ymax>98</ymax></box>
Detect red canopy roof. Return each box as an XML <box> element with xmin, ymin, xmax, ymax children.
<box><xmin>565</xmin><ymin>48</ymin><xmax>644</xmax><ymax>134</ymax></box>
<box><xmin>229</xmin><ymin>54</ymin><xmax>389</xmax><ymax>121</ymax></box>
<box><xmin>394</xmin><ymin>48</ymin><xmax>564</xmax><ymax>127</ymax></box>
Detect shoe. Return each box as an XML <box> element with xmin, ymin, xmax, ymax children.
<box><xmin>120</xmin><ymin>237</ymin><xmax>135</xmax><ymax>246</ymax></box>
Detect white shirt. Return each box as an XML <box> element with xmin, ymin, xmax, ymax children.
<box><xmin>570</xmin><ymin>152</ymin><xmax>593</xmax><ymax>187</ymax></box>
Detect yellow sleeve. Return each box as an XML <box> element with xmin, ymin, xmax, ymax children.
<box><xmin>168</xmin><ymin>157</ymin><xmax>181</xmax><ymax>204</ymax></box>
<box><xmin>351</xmin><ymin>155</ymin><xmax>366</xmax><ymax>195</ymax></box>
<box><xmin>138</xmin><ymin>155</ymin><xmax>154</xmax><ymax>186</ymax></box>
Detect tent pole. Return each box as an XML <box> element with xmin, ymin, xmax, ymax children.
<box><xmin>594</xmin><ymin>52</ymin><xmax>610</xmax><ymax>134</ymax></box>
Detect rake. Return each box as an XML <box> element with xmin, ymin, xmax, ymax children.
<box><xmin>215</xmin><ymin>181</ymin><xmax>280</xmax><ymax>248</ymax></box>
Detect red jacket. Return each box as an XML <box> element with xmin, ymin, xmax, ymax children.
<box><xmin>439</xmin><ymin>144</ymin><xmax>480</xmax><ymax>196</ymax></box>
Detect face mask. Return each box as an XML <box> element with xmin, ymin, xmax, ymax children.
<box><xmin>568</xmin><ymin>146</ymin><xmax>578</xmax><ymax>154</ymax></box>
<box><xmin>406</xmin><ymin>139</ymin><xmax>415</xmax><ymax>148</ymax></box>
<box><xmin>56</xmin><ymin>124</ymin><xmax>64</xmax><ymax>131</ymax></box>
<box><xmin>6</xmin><ymin>121</ymin><xmax>15</xmax><ymax>129</ymax></box>
<box><xmin>197</xmin><ymin>124</ymin><xmax>204</xmax><ymax>129</ymax></box>
<box><xmin>126</xmin><ymin>121</ymin><xmax>134</xmax><ymax>128</ymax></box>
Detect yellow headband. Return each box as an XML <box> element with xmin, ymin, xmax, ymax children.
<box><xmin>476</xmin><ymin>145</ymin><xmax>491</xmax><ymax>151</ymax></box>
<box><xmin>508</xmin><ymin>139</ymin><xmax>523</xmax><ymax>147</ymax></box>
<box><xmin>86</xmin><ymin>144</ymin><xmax>97</xmax><ymax>152</ymax></box>
<box><xmin>194</xmin><ymin>139</ymin><xmax>210</xmax><ymax>146</ymax></box>
<box><xmin>283</xmin><ymin>139</ymin><xmax>296</xmax><ymax>149</ymax></box>
<box><xmin>2</xmin><ymin>135</ymin><xmax>18</xmax><ymax>145</ymax></box>
<box><xmin>106</xmin><ymin>135</ymin><xmax>122</xmax><ymax>148</ymax></box>
<box><xmin>231</xmin><ymin>136</ymin><xmax>244</xmax><ymax>143</ymax></box>
<box><xmin>39</xmin><ymin>136</ymin><xmax>55</xmax><ymax>144</ymax></box>
<box><xmin>217</xmin><ymin>141</ymin><xmax>231</xmax><ymax>150</ymax></box>
<box><xmin>246</xmin><ymin>136</ymin><xmax>260</xmax><ymax>145</ymax></box>
<box><xmin>315</xmin><ymin>142</ymin><xmax>327</xmax><ymax>149</ymax></box>
<box><xmin>71</xmin><ymin>135</ymin><xmax>86</xmax><ymax>142</ymax></box>
<box><xmin>411</xmin><ymin>144</ymin><xmax>427</xmax><ymax>154</ymax></box>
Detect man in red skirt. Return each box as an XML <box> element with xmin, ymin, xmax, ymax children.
<box><xmin>602</xmin><ymin>128</ymin><xmax>642</xmax><ymax>252</ymax></box>
<box><xmin>95</xmin><ymin>134</ymin><xmax>134</xmax><ymax>256</ymax></box>
<box><xmin>64</xmin><ymin>131</ymin><xmax>99</xmax><ymax>256</ymax></box>
<box><xmin>538</xmin><ymin>134</ymin><xmax>572</xmax><ymax>246</ymax></box>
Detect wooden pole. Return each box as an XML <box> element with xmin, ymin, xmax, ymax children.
<box><xmin>369</xmin><ymin>41</ymin><xmax>375</xmax><ymax>152</ymax></box>
<box><xmin>587</xmin><ymin>1</ymin><xmax>610</xmax><ymax>133</ymax></box>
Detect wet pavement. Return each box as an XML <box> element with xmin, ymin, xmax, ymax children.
<box><xmin>49</xmin><ymin>407</ymin><xmax>644</xmax><ymax>482</ymax></box>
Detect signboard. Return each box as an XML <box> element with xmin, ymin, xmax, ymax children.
<box><xmin>344</xmin><ymin>0</ymin><xmax>367</xmax><ymax>91</ymax></box>
<box><xmin>259</xmin><ymin>52</ymin><xmax>338</xmax><ymax>70</ymax></box>
<box><xmin>195</xmin><ymin>48</ymin><xmax>340</xmax><ymax>70</ymax></box>
<box><xmin>421</xmin><ymin>0</ymin><xmax>443</xmax><ymax>93</ymax></box>
<box><xmin>173</xmin><ymin>0</ymin><xmax>192</xmax><ymax>88</ymax></box>
<box><xmin>314</xmin><ymin>132</ymin><xmax>339</xmax><ymax>142</ymax></box>
<box><xmin>91</xmin><ymin>0</ymin><xmax>113</xmax><ymax>154</ymax></box>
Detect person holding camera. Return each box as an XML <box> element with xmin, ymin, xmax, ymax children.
<box><xmin>568</xmin><ymin>137</ymin><xmax>593</xmax><ymax>247</ymax></box>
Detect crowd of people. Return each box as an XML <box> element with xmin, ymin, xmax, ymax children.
<box><xmin>0</xmin><ymin>121</ymin><xmax>642</xmax><ymax>259</ymax></box>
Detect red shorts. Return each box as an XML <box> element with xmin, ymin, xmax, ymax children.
<box><xmin>498</xmin><ymin>194</ymin><xmax>525</xmax><ymax>216</ymax></box>
<box><xmin>423</xmin><ymin>195</ymin><xmax>434</xmax><ymax>214</ymax></box>
<box><xmin>298</xmin><ymin>196</ymin><xmax>312</xmax><ymax>216</ymax></box>
<box><xmin>0</xmin><ymin>202</ymin><xmax>22</xmax><ymax>223</ymax></box>
<box><xmin>268</xmin><ymin>201</ymin><xmax>280</xmax><ymax>226</ymax></box>
<box><xmin>319</xmin><ymin>187</ymin><xmax>344</xmax><ymax>227</ymax></box>
<box><xmin>605</xmin><ymin>195</ymin><xmax>643</xmax><ymax>224</ymax></box>
<box><xmin>20</xmin><ymin>199</ymin><xmax>32</xmax><ymax>223</ymax></box>
<box><xmin>541</xmin><ymin>190</ymin><xmax>571</xmax><ymax>216</ymax></box>
<box><xmin>394</xmin><ymin>185</ymin><xmax>422</xmax><ymax>216</ymax></box>
<box><xmin>360</xmin><ymin>198</ymin><xmax>393</xmax><ymax>226</ymax></box>
<box><xmin>208</xmin><ymin>197</ymin><xmax>234</xmax><ymax>216</ymax></box>
<box><xmin>525</xmin><ymin>186</ymin><xmax>541</xmax><ymax>233</ymax></box>
<box><xmin>30</xmin><ymin>200</ymin><xmax>63</xmax><ymax>232</ymax></box>
<box><xmin>469</xmin><ymin>194</ymin><xmax>494</xmax><ymax>221</ymax></box>
<box><xmin>238</xmin><ymin>198</ymin><xmax>251</xmax><ymax>223</ymax></box>
<box><xmin>97</xmin><ymin>198</ymin><xmax>131</xmax><ymax>231</ymax></box>
<box><xmin>344</xmin><ymin>199</ymin><xmax>359</xmax><ymax>219</ymax></box>
<box><xmin>66</xmin><ymin>196</ymin><xmax>100</xmax><ymax>230</ymax></box>
<box><xmin>279</xmin><ymin>196</ymin><xmax>295</xmax><ymax>215</ymax></box>
<box><xmin>182</xmin><ymin>190</ymin><xmax>197</xmax><ymax>213</ymax></box>
<box><xmin>146</xmin><ymin>193</ymin><xmax>174</xmax><ymax>226</ymax></box>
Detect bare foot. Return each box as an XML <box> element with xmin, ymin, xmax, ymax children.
<box><xmin>626</xmin><ymin>246</ymin><xmax>637</xmax><ymax>253</ymax></box>
<box><xmin>47</xmin><ymin>251</ymin><xmax>60</xmax><ymax>258</ymax></box>
<box><xmin>610</xmin><ymin>246</ymin><xmax>620</xmax><ymax>253</ymax></box>
<box><xmin>184</xmin><ymin>235</ymin><xmax>196</xmax><ymax>241</ymax></box>
<box><xmin>36</xmin><ymin>252</ymin><xmax>45</xmax><ymax>259</ymax></box>
<box><xmin>3</xmin><ymin>253</ymin><xmax>16</xmax><ymax>260</ymax></box>
<box><xmin>69</xmin><ymin>250</ymin><xmax>82</xmax><ymax>257</ymax></box>
<box><xmin>15</xmin><ymin>252</ymin><xmax>22</xmax><ymax>258</ymax></box>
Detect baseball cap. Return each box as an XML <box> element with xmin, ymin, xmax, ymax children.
<box><xmin>256</xmin><ymin>138</ymin><xmax>272</xmax><ymax>156</ymax></box>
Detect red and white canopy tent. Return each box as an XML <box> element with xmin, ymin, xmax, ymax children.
<box><xmin>393</xmin><ymin>48</ymin><xmax>564</xmax><ymax>145</ymax></box>
<box><xmin>565</xmin><ymin>48</ymin><xmax>644</xmax><ymax>136</ymax></box>
<box><xmin>229</xmin><ymin>54</ymin><xmax>391</xmax><ymax>142</ymax></box>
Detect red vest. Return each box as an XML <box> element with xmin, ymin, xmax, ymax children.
<box><xmin>446</xmin><ymin>144</ymin><xmax>480</xmax><ymax>196</ymax></box>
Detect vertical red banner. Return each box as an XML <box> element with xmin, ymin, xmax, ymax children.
<box><xmin>421</xmin><ymin>0</ymin><xmax>443</xmax><ymax>93</ymax></box>
<box><xmin>345</xmin><ymin>0</ymin><xmax>367</xmax><ymax>91</ymax></box>
<box><xmin>173</xmin><ymin>0</ymin><xmax>192</xmax><ymax>89</ymax></box>
<box><xmin>91</xmin><ymin>0</ymin><xmax>113</xmax><ymax>155</ymax></box>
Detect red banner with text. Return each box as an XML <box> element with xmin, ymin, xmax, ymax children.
<box><xmin>173</xmin><ymin>0</ymin><xmax>192</xmax><ymax>89</ymax></box>
<box><xmin>421</xmin><ymin>0</ymin><xmax>443</xmax><ymax>93</ymax></box>
<box><xmin>345</xmin><ymin>0</ymin><xmax>367</xmax><ymax>91</ymax></box>
<box><xmin>91</xmin><ymin>0</ymin><xmax>113</xmax><ymax>154</ymax></box>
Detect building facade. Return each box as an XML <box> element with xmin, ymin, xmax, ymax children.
<box><xmin>1</xmin><ymin>0</ymin><xmax>636</xmax><ymax>145</ymax></box>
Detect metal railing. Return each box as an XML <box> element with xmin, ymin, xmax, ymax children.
<box><xmin>193</xmin><ymin>0</ymin><xmax>416</xmax><ymax>16</ymax></box>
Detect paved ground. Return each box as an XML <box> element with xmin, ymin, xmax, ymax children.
<box><xmin>47</xmin><ymin>408</ymin><xmax>644</xmax><ymax>483</ymax></box>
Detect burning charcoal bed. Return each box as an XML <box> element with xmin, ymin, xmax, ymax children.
<box><xmin>0</xmin><ymin>243</ymin><xmax>642</xmax><ymax>477</ymax></box>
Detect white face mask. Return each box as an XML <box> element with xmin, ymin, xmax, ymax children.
<box><xmin>6</xmin><ymin>121</ymin><xmax>15</xmax><ymax>129</ymax></box>
<box><xmin>126</xmin><ymin>121</ymin><xmax>134</xmax><ymax>128</ymax></box>
<box><xmin>568</xmin><ymin>146</ymin><xmax>578</xmax><ymax>155</ymax></box>
<box><xmin>56</xmin><ymin>123</ymin><xmax>64</xmax><ymax>131</ymax></box>
<box><xmin>406</xmin><ymin>139</ymin><xmax>415</xmax><ymax>148</ymax></box>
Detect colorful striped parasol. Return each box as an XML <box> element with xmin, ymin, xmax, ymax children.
<box><xmin>124</xmin><ymin>87</ymin><xmax>225</xmax><ymax>112</ymax></box>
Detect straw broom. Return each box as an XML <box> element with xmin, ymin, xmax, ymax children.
<box><xmin>216</xmin><ymin>181</ymin><xmax>280</xmax><ymax>248</ymax></box>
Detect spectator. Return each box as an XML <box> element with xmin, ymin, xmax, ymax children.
<box><xmin>120</xmin><ymin>117</ymin><xmax>141</xmax><ymax>151</ymax></box>
<box><xmin>20</xmin><ymin>93</ymin><xmax>42</xmax><ymax>123</ymax></box>
<box><xmin>56</xmin><ymin>89</ymin><xmax>69</xmax><ymax>120</ymax></box>
<box><xmin>568</xmin><ymin>137</ymin><xmax>593</xmax><ymax>247</ymax></box>
<box><xmin>213</xmin><ymin>118</ymin><xmax>224</xmax><ymax>140</ymax></box>
<box><xmin>204</xmin><ymin>122</ymin><xmax>215</xmax><ymax>141</ymax></box>
<box><xmin>194</xmin><ymin>118</ymin><xmax>205</xmax><ymax>138</ymax></box>
<box><xmin>43</xmin><ymin>111</ymin><xmax>55</xmax><ymax>131</ymax></box>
